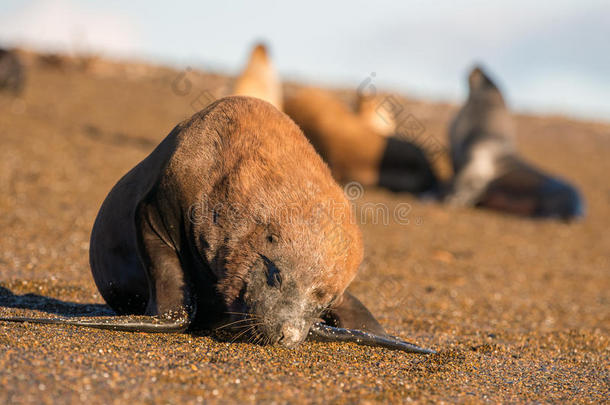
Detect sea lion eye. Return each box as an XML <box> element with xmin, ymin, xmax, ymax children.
<box><xmin>266</xmin><ymin>264</ymin><xmax>282</xmax><ymax>288</ymax></box>
<box><xmin>261</xmin><ymin>255</ymin><xmax>282</xmax><ymax>288</ymax></box>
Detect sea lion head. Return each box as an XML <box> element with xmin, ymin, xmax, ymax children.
<box><xmin>232</xmin><ymin>43</ymin><xmax>283</xmax><ymax>110</ymax></box>
<box><xmin>213</xmin><ymin>184</ymin><xmax>362</xmax><ymax>347</ymax></box>
<box><xmin>250</xmin><ymin>42</ymin><xmax>270</xmax><ymax>63</ymax></box>
<box><xmin>468</xmin><ymin>65</ymin><xmax>505</xmax><ymax>106</ymax></box>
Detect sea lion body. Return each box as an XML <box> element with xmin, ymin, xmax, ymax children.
<box><xmin>285</xmin><ymin>87</ymin><xmax>439</xmax><ymax>195</ymax></box>
<box><xmin>233</xmin><ymin>43</ymin><xmax>283</xmax><ymax>110</ymax></box>
<box><xmin>447</xmin><ymin>67</ymin><xmax>584</xmax><ymax>219</ymax></box>
<box><xmin>90</xmin><ymin>96</ymin><xmax>365</xmax><ymax>345</ymax></box>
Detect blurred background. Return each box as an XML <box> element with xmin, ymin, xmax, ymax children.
<box><xmin>1</xmin><ymin>0</ymin><xmax>608</xmax><ymax>121</ymax></box>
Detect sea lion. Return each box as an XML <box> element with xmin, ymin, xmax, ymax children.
<box><xmin>0</xmin><ymin>49</ymin><xmax>25</xmax><ymax>94</ymax></box>
<box><xmin>446</xmin><ymin>66</ymin><xmax>584</xmax><ymax>219</ymax></box>
<box><xmin>232</xmin><ymin>43</ymin><xmax>283</xmax><ymax>110</ymax></box>
<box><xmin>284</xmin><ymin>87</ymin><xmax>439</xmax><ymax>195</ymax></box>
<box><xmin>356</xmin><ymin>92</ymin><xmax>397</xmax><ymax>137</ymax></box>
<box><xmin>0</xmin><ymin>96</ymin><xmax>433</xmax><ymax>354</ymax></box>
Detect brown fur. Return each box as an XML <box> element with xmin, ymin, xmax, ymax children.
<box><xmin>232</xmin><ymin>43</ymin><xmax>283</xmax><ymax>110</ymax></box>
<box><xmin>284</xmin><ymin>87</ymin><xmax>386</xmax><ymax>185</ymax></box>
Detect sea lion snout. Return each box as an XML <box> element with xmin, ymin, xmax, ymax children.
<box><xmin>243</xmin><ymin>257</ymin><xmax>319</xmax><ymax>346</ymax></box>
<box><xmin>278</xmin><ymin>323</ymin><xmax>308</xmax><ymax>348</ymax></box>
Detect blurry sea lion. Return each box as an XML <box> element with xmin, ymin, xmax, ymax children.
<box><xmin>0</xmin><ymin>96</ymin><xmax>433</xmax><ymax>354</ymax></box>
<box><xmin>0</xmin><ymin>49</ymin><xmax>25</xmax><ymax>94</ymax></box>
<box><xmin>285</xmin><ymin>87</ymin><xmax>439</xmax><ymax>196</ymax></box>
<box><xmin>356</xmin><ymin>92</ymin><xmax>397</xmax><ymax>137</ymax></box>
<box><xmin>232</xmin><ymin>43</ymin><xmax>283</xmax><ymax>110</ymax></box>
<box><xmin>446</xmin><ymin>66</ymin><xmax>584</xmax><ymax>219</ymax></box>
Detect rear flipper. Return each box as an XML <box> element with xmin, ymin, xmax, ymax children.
<box><xmin>0</xmin><ymin>313</ymin><xmax>190</xmax><ymax>333</ymax></box>
<box><xmin>317</xmin><ymin>291</ymin><xmax>436</xmax><ymax>354</ymax></box>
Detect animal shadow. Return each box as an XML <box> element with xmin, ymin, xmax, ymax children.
<box><xmin>0</xmin><ymin>286</ymin><xmax>115</xmax><ymax>317</ymax></box>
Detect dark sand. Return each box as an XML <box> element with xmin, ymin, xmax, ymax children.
<box><xmin>1</xmin><ymin>54</ymin><xmax>608</xmax><ymax>404</ymax></box>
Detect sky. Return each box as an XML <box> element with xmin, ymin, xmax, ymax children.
<box><xmin>1</xmin><ymin>0</ymin><xmax>608</xmax><ymax>121</ymax></box>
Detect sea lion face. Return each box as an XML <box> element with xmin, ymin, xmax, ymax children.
<box><xmin>242</xmin><ymin>236</ymin><xmax>341</xmax><ymax>347</ymax></box>
<box><xmin>213</xmin><ymin>183</ymin><xmax>362</xmax><ymax>348</ymax></box>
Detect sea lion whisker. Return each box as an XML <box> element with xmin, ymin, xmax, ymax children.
<box><xmin>228</xmin><ymin>321</ymin><xmax>265</xmax><ymax>332</ymax></box>
<box><xmin>223</xmin><ymin>311</ymin><xmax>256</xmax><ymax>317</ymax></box>
<box><xmin>230</xmin><ymin>322</ymin><xmax>266</xmax><ymax>342</ymax></box>
<box><xmin>215</xmin><ymin>318</ymin><xmax>258</xmax><ymax>330</ymax></box>
<box><xmin>231</xmin><ymin>323</ymin><xmax>261</xmax><ymax>343</ymax></box>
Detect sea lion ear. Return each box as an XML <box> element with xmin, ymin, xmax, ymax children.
<box><xmin>322</xmin><ymin>291</ymin><xmax>387</xmax><ymax>336</ymax></box>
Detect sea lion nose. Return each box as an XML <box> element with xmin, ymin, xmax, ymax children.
<box><xmin>278</xmin><ymin>325</ymin><xmax>303</xmax><ymax>348</ymax></box>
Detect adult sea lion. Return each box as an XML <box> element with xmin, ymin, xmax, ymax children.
<box><xmin>232</xmin><ymin>43</ymin><xmax>283</xmax><ymax>110</ymax></box>
<box><xmin>0</xmin><ymin>96</ymin><xmax>433</xmax><ymax>354</ymax></box>
<box><xmin>284</xmin><ymin>87</ymin><xmax>439</xmax><ymax>196</ymax></box>
<box><xmin>446</xmin><ymin>66</ymin><xmax>584</xmax><ymax>219</ymax></box>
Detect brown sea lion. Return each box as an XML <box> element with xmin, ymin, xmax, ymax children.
<box><xmin>232</xmin><ymin>43</ymin><xmax>283</xmax><ymax>110</ymax></box>
<box><xmin>0</xmin><ymin>49</ymin><xmax>25</xmax><ymax>94</ymax></box>
<box><xmin>446</xmin><ymin>66</ymin><xmax>584</xmax><ymax>219</ymax></box>
<box><xmin>284</xmin><ymin>87</ymin><xmax>439</xmax><ymax>196</ymax></box>
<box><xmin>0</xmin><ymin>96</ymin><xmax>433</xmax><ymax>354</ymax></box>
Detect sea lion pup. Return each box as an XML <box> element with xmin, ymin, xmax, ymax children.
<box><xmin>0</xmin><ymin>96</ymin><xmax>433</xmax><ymax>354</ymax></box>
<box><xmin>0</xmin><ymin>48</ymin><xmax>25</xmax><ymax>94</ymax></box>
<box><xmin>284</xmin><ymin>87</ymin><xmax>439</xmax><ymax>195</ymax></box>
<box><xmin>232</xmin><ymin>43</ymin><xmax>283</xmax><ymax>110</ymax></box>
<box><xmin>446</xmin><ymin>66</ymin><xmax>584</xmax><ymax>219</ymax></box>
<box><xmin>356</xmin><ymin>93</ymin><xmax>397</xmax><ymax>137</ymax></box>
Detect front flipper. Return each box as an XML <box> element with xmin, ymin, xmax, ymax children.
<box><xmin>317</xmin><ymin>292</ymin><xmax>436</xmax><ymax>354</ymax></box>
<box><xmin>322</xmin><ymin>291</ymin><xmax>386</xmax><ymax>335</ymax></box>
<box><xmin>0</xmin><ymin>313</ymin><xmax>190</xmax><ymax>333</ymax></box>
<box><xmin>308</xmin><ymin>323</ymin><xmax>436</xmax><ymax>354</ymax></box>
